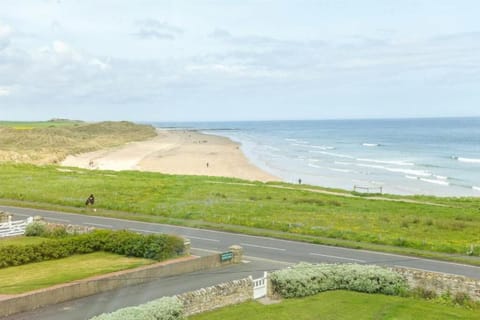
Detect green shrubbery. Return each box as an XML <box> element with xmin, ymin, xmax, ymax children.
<box><xmin>0</xmin><ymin>229</ymin><xmax>184</xmax><ymax>268</ymax></box>
<box><xmin>90</xmin><ymin>296</ymin><xmax>184</xmax><ymax>320</ymax></box>
<box><xmin>270</xmin><ymin>263</ymin><xmax>408</xmax><ymax>298</ymax></box>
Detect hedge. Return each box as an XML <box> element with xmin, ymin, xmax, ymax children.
<box><xmin>90</xmin><ymin>296</ymin><xmax>184</xmax><ymax>320</ymax></box>
<box><xmin>270</xmin><ymin>263</ymin><xmax>408</xmax><ymax>298</ymax></box>
<box><xmin>0</xmin><ymin>229</ymin><xmax>184</xmax><ymax>268</ymax></box>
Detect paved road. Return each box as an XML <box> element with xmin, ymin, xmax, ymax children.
<box><xmin>2</xmin><ymin>205</ymin><xmax>480</xmax><ymax>319</ymax></box>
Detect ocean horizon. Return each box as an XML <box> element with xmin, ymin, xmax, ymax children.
<box><xmin>150</xmin><ymin>117</ymin><xmax>480</xmax><ymax>197</ymax></box>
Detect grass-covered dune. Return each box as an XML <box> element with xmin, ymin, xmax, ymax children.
<box><xmin>0</xmin><ymin>120</ymin><xmax>156</xmax><ymax>164</ymax></box>
<box><xmin>1</xmin><ymin>163</ymin><xmax>479</xmax><ymax>261</ymax></box>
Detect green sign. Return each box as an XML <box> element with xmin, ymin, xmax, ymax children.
<box><xmin>220</xmin><ymin>251</ymin><xmax>233</xmax><ymax>262</ymax></box>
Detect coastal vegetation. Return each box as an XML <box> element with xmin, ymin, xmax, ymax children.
<box><xmin>270</xmin><ymin>263</ymin><xmax>407</xmax><ymax>298</ymax></box>
<box><xmin>0</xmin><ymin>120</ymin><xmax>156</xmax><ymax>164</ymax></box>
<box><xmin>0</xmin><ymin>163</ymin><xmax>479</xmax><ymax>262</ymax></box>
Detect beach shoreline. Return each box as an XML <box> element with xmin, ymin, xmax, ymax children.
<box><xmin>61</xmin><ymin>129</ymin><xmax>280</xmax><ymax>183</ymax></box>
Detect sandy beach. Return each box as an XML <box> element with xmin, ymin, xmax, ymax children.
<box><xmin>61</xmin><ymin>129</ymin><xmax>279</xmax><ymax>182</ymax></box>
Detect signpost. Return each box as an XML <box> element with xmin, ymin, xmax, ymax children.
<box><xmin>220</xmin><ymin>251</ymin><xmax>233</xmax><ymax>262</ymax></box>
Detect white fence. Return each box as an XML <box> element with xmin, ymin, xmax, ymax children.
<box><xmin>251</xmin><ymin>272</ymin><xmax>268</xmax><ymax>299</ymax></box>
<box><xmin>0</xmin><ymin>217</ymin><xmax>33</xmax><ymax>238</ymax></box>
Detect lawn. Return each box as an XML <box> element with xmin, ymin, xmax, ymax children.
<box><xmin>0</xmin><ymin>252</ymin><xmax>155</xmax><ymax>294</ymax></box>
<box><xmin>0</xmin><ymin>163</ymin><xmax>479</xmax><ymax>260</ymax></box>
<box><xmin>190</xmin><ymin>291</ymin><xmax>480</xmax><ymax>320</ymax></box>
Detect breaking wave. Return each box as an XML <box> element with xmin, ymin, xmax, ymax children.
<box><xmin>357</xmin><ymin>158</ymin><xmax>414</xmax><ymax>166</ymax></box>
<box><xmin>453</xmin><ymin>156</ymin><xmax>480</xmax><ymax>164</ymax></box>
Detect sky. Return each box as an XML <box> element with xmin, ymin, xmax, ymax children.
<box><xmin>0</xmin><ymin>0</ymin><xmax>479</xmax><ymax>122</ymax></box>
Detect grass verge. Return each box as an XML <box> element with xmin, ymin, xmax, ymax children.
<box><xmin>190</xmin><ymin>291</ymin><xmax>480</xmax><ymax>320</ymax></box>
<box><xmin>0</xmin><ymin>252</ymin><xmax>154</xmax><ymax>294</ymax></box>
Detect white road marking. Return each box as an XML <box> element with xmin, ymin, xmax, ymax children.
<box><xmin>84</xmin><ymin>222</ymin><xmax>113</xmax><ymax>228</ymax></box>
<box><xmin>47</xmin><ymin>217</ymin><xmax>70</xmax><ymax>223</ymax></box>
<box><xmin>129</xmin><ymin>228</ymin><xmax>157</xmax><ymax>233</ymax></box>
<box><xmin>241</xmin><ymin>243</ymin><xmax>286</xmax><ymax>251</ymax></box>
<box><xmin>310</xmin><ymin>252</ymin><xmax>366</xmax><ymax>263</ymax></box>
<box><xmin>191</xmin><ymin>247</ymin><xmax>221</xmax><ymax>254</ymax></box>
<box><xmin>182</xmin><ymin>235</ymin><xmax>220</xmax><ymax>242</ymax></box>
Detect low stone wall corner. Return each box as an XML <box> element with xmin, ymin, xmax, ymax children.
<box><xmin>177</xmin><ymin>278</ymin><xmax>253</xmax><ymax>316</ymax></box>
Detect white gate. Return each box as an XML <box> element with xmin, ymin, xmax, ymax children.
<box><xmin>0</xmin><ymin>217</ymin><xmax>33</xmax><ymax>238</ymax></box>
<box><xmin>251</xmin><ymin>271</ymin><xmax>268</xmax><ymax>299</ymax></box>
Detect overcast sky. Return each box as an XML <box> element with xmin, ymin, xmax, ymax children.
<box><xmin>1</xmin><ymin>0</ymin><xmax>479</xmax><ymax>122</ymax></box>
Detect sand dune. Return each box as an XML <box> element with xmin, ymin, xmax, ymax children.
<box><xmin>61</xmin><ymin>129</ymin><xmax>279</xmax><ymax>182</ymax></box>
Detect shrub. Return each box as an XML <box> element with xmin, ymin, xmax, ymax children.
<box><xmin>24</xmin><ymin>222</ymin><xmax>48</xmax><ymax>237</ymax></box>
<box><xmin>90</xmin><ymin>296</ymin><xmax>184</xmax><ymax>320</ymax></box>
<box><xmin>0</xmin><ymin>230</ymin><xmax>184</xmax><ymax>268</ymax></box>
<box><xmin>270</xmin><ymin>263</ymin><xmax>408</xmax><ymax>298</ymax></box>
<box><xmin>452</xmin><ymin>291</ymin><xmax>472</xmax><ymax>306</ymax></box>
<box><xmin>411</xmin><ymin>286</ymin><xmax>437</xmax><ymax>300</ymax></box>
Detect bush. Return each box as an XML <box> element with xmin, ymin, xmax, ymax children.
<box><xmin>411</xmin><ymin>286</ymin><xmax>437</xmax><ymax>300</ymax></box>
<box><xmin>0</xmin><ymin>230</ymin><xmax>185</xmax><ymax>268</ymax></box>
<box><xmin>25</xmin><ymin>222</ymin><xmax>69</xmax><ymax>238</ymax></box>
<box><xmin>270</xmin><ymin>263</ymin><xmax>408</xmax><ymax>298</ymax></box>
<box><xmin>24</xmin><ymin>222</ymin><xmax>48</xmax><ymax>237</ymax></box>
<box><xmin>90</xmin><ymin>296</ymin><xmax>184</xmax><ymax>320</ymax></box>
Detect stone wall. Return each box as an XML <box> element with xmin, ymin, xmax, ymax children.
<box><xmin>389</xmin><ymin>267</ymin><xmax>480</xmax><ymax>301</ymax></box>
<box><xmin>178</xmin><ymin>278</ymin><xmax>253</xmax><ymax>316</ymax></box>
<box><xmin>33</xmin><ymin>216</ymin><xmax>95</xmax><ymax>234</ymax></box>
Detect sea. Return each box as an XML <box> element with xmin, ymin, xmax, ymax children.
<box><xmin>150</xmin><ymin>117</ymin><xmax>480</xmax><ymax>197</ymax></box>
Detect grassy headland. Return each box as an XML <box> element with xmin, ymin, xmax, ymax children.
<box><xmin>0</xmin><ymin>120</ymin><xmax>156</xmax><ymax>164</ymax></box>
<box><xmin>0</xmin><ymin>163</ymin><xmax>479</xmax><ymax>261</ymax></box>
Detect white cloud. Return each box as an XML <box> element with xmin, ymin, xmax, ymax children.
<box><xmin>0</xmin><ymin>23</ymin><xmax>12</xmax><ymax>38</ymax></box>
<box><xmin>0</xmin><ymin>86</ymin><xmax>11</xmax><ymax>96</ymax></box>
<box><xmin>89</xmin><ymin>58</ymin><xmax>110</xmax><ymax>71</ymax></box>
<box><xmin>133</xmin><ymin>19</ymin><xmax>184</xmax><ymax>40</ymax></box>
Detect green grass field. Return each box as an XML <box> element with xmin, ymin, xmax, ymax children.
<box><xmin>0</xmin><ymin>251</ymin><xmax>154</xmax><ymax>294</ymax></box>
<box><xmin>190</xmin><ymin>291</ymin><xmax>480</xmax><ymax>320</ymax></box>
<box><xmin>0</xmin><ymin>163</ymin><xmax>479</xmax><ymax>261</ymax></box>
